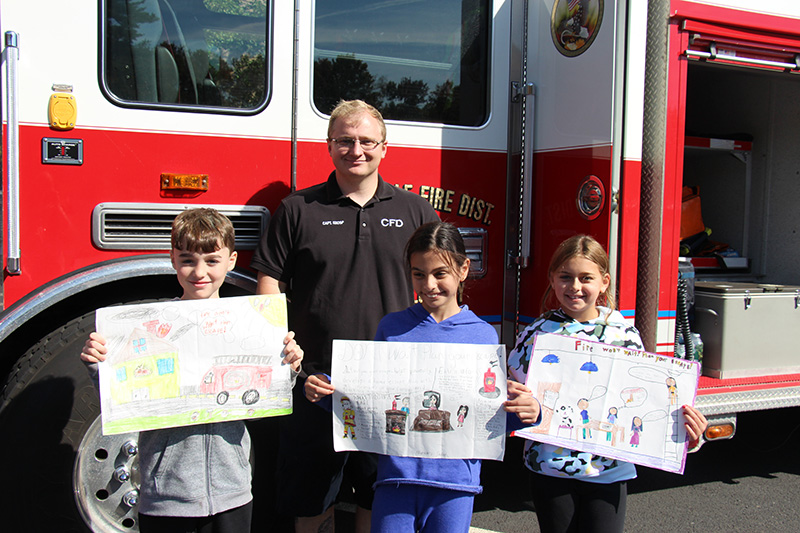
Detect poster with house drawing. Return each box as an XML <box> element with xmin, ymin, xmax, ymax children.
<box><xmin>96</xmin><ymin>295</ymin><xmax>294</xmax><ymax>435</ymax></box>
<box><xmin>512</xmin><ymin>333</ymin><xmax>700</xmax><ymax>474</ymax></box>
<box><xmin>331</xmin><ymin>340</ymin><xmax>508</xmax><ymax>461</ymax></box>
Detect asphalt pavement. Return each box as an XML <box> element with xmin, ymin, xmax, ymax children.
<box><xmin>470</xmin><ymin>405</ymin><xmax>800</xmax><ymax>532</ymax></box>
<box><xmin>251</xmin><ymin>406</ymin><xmax>800</xmax><ymax>532</ymax></box>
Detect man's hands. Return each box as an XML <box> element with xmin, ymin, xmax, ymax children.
<box><xmin>305</xmin><ymin>374</ymin><xmax>335</xmax><ymax>402</ymax></box>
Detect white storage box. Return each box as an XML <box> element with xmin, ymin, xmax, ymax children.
<box><xmin>694</xmin><ymin>281</ymin><xmax>800</xmax><ymax>379</ymax></box>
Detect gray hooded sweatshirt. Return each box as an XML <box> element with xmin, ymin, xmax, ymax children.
<box><xmin>136</xmin><ymin>421</ymin><xmax>252</xmax><ymax>517</ymax></box>
<box><xmin>86</xmin><ymin>362</ymin><xmax>252</xmax><ymax>517</ymax></box>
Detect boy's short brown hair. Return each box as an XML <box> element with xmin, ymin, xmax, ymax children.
<box><xmin>171</xmin><ymin>208</ymin><xmax>235</xmax><ymax>253</ymax></box>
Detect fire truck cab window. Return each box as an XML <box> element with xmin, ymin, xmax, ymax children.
<box><xmin>313</xmin><ymin>0</ymin><xmax>490</xmax><ymax>127</ymax></box>
<box><xmin>104</xmin><ymin>0</ymin><xmax>268</xmax><ymax>110</ymax></box>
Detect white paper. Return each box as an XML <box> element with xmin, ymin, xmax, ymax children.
<box><xmin>331</xmin><ymin>340</ymin><xmax>507</xmax><ymax>460</ymax></box>
<box><xmin>96</xmin><ymin>295</ymin><xmax>293</xmax><ymax>435</ymax></box>
<box><xmin>513</xmin><ymin>333</ymin><xmax>701</xmax><ymax>474</ymax></box>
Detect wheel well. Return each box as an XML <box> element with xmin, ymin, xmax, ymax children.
<box><xmin>0</xmin><ymin>274</ymin><xmax>252</xmax><ymax>384</ymax></box>
<box><xmin>0</xmin><ymin>273</ymin><xmax>255</xmax><ymax>531</ymax></box>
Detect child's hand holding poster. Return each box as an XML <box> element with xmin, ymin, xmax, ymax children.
<box><xmin>96</xmin><ymin>295</ymin><xmax>294</xmax><ymax>435</ymax></box>
<box><xmin>513</xmin><ymin>333</ymin><xmax>700</xmax><ymax>473</ymax></box>
<box><xmin>331</xmin><ymin>340</ymin><xmax>507</xmax><ymax>460</ymax></box>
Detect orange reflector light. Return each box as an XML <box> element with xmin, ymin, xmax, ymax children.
<box><xmin>705</xmin><ymin>423</ymin><xmax>734</xmax><ymax>440</ymax></box>
<box><xmin>161</xmin><ymin>173</ymin><xmax>209</xmax><ymax>191</ymax></box>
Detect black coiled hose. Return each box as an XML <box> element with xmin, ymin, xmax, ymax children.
<box><xmin>675</xmin><ymin>278</ymin><xmax>694</xmax><ymax>360</ymax></box>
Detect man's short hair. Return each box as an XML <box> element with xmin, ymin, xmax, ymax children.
<box><xmin>327</xmin><ymin>99</ymin><xmax>386</xmax><ymax>142</ymax></box>
<box><xmin>171</xmin><ymin>208</ymin><xmax>235</xmax><ymax>253</ymax></box>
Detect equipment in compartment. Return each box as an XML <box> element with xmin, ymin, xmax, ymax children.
<box><xmin>681</xmin><ymin>136</ymin><xmax>752</xmax><ymax>273</ymax></box>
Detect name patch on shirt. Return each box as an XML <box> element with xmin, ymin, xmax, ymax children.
<box><xmin>381</xmin><ymin>218</ymin><xmax>405</xmax><ymax>227</ymax></box>
<box><xmin>322</xmin><ymin>220</ymin><xmax>345</xmax><ymax>226</ymax></box>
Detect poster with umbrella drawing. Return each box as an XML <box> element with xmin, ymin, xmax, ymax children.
<box><xmin>96</xmin><ymin>295</ymin><xmax>294</xmax><ymax>435</ymax></box>
<box><xmin>512</xmin><ymin>333</ymin><xmax>700</xmax><ymax>473</ymax></box>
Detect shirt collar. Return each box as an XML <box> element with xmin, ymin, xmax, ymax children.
<box><xmin>324</xmin><ymin>171</ymin><xmax>395</xmax><ymax>205</ymax></box>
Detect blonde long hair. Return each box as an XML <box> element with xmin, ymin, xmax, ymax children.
<box><xmin>541</xmin><ymin>234</ymin><xmax>615</xmax><ymax>315</ymax></box>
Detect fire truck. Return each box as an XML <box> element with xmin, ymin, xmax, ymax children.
<box><xmin>200</xmin><ymin>355</ymin><xmax>274</xmax><ymax>405</ymax></box>
<box><xmin>2</xmin><ymin>0</ymin><xmax>800</xmax><ymax>531</ymax></box>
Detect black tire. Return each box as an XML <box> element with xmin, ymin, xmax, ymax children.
<box><xmin>216</xmin><ymin>391</ymin><xmax>230</xmax><ymax>405</ymax></box>
<box><xmin>0</xmin><ymin>311</ymin><xmax>102</xmax><ymax>532</ymax></box>
<box><xmin>242</xmin><ymin>389</ymin><xmax>259</xmax><ymax>405</ymax></box>
<box><xmin>0</xmin><ymin>310</ymin><xmax>143</xmax><ymax>532</ymax></box>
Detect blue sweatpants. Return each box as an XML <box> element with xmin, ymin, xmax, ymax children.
<box><xmin>371</xmin><ymin>483</ymin><xmax>475</xmax><ymax>533</ymax></box>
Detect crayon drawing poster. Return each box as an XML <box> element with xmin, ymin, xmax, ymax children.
<box><xmin>96</xmin><ymin>295</ymin><xmax>294</xmax><ymax>435</ymax></box>
<box><xmin>331</xmin><ymin>340</ymin><xmax>507</xmax><ymax>460</ymax></box>
<box><xmin>513</xmin><ymin>333</ymin><xmax>700</xmax><ymax>474</ymax></box>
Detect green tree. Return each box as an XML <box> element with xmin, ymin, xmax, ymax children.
<box><xmin>313</xmin><ymin>56</ymin><xmax>380</xmax><ymax>114</ymax></box>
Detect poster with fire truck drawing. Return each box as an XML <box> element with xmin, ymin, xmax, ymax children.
<box><xmin>330</xmin><ymin>340</ymin><xmax>508</xmax><ymax>461</ymax></box>
<box><xmin>96</xmin><ymin>295</ymin><xmax>294</xmax><ymax>435</ymax></box>
<box><xmin>512</xmin><ymin>333</ymin><xmax>700</xmax><ymax>474</ymax></box>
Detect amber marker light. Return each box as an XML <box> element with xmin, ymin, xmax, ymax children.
<box><xmin>705</xmin><ymin>423</ymin><xmax>735</xmax><ymax>440</ymax></box>
<box><xmin>161</xmin><ymin>173</ymin><xmax>209</xmax><ymax>192</ymax></box>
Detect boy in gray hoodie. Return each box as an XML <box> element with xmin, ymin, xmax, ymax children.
<box><xmin>80</xmin><ymin>208</ymin><xmax>303</xmax><ymax>532</ymax></box>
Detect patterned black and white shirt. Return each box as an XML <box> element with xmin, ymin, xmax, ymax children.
<box><xmin>508</xmin><ymin>307</ymin><xmax>643</xmax><ymax>483</ymax></box>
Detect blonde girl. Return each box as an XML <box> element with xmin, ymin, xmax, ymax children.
<box><xmin>508</xmin><ymin>234</ymin><xmax>707</xmax><ymax>533</ymax></box>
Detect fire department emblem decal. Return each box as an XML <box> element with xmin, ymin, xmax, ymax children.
<box><xmin>551</xmin><ymin>0</ymin><xmax>604</xmax><ymax>57</ymax></box>
<box><xmin>576</xmin><ymin>175</ymin><xmax>604</xmax><ymax>220</ymax></box>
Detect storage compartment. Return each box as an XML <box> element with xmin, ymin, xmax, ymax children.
<box><xmin>680</xmin><ymin>43</ymin><xmax>800</xmax><ymax>375</ymax></box>
<box><xmin>694</xmin><ymin>281</ymin><xmax>800</xmax><ymax>379</ymax></box>
<box><xmin>681</xmin><ymin>135</ymin><xmax>752</xmax><ymax>273</ymax></box>
<box><xmin>683</xmin><ymin>62</ymin><xmax>800</xmax><ymax>285</ymax></box>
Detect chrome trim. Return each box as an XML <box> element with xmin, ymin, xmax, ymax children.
<box><xmin>291</xmin><ymin>0</ymin><xmax>299</xmax><ymax>191</ymax></box>
<box><xmin>519</xmin><ymin>81</ymin><xmax>535</xmax><ymax>265</ymax></box>
<box><xmin>4</xmin><ymin>31</ymin><xmax>21</xmax><ymax>275</ymax></box>
<box><xmin>91</xmin><ymin>203</ymin><xmax>269</xmax><ymax>250</ymax></box>
<box><xmin>458</xmin><ymin>227</ymin><xmax>488</xmax><ymax>279</ymax></box>
<box><xmin>697</xmin><ymin>386</ymin><xmax>800</xmax><ymax>416</ymax></box>
<box><xmin>0</xmin><ymin>255</ymin><xmax>256</xmax><ymax>344</ymax></box>
<box><xmin>685</xmin><ymin>48</ymin><xmax>800</xmax><ymax>71</ymax></box>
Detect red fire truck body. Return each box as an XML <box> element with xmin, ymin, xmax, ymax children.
<box><xmin>200</xmin><ymin>355</ymin><xmax>274</xmax><ymax>406</ymax></box>
<box><xmin>2</xmin><ymin>0</ymin><xmax>800</xmax><ymax>530</ymax></box>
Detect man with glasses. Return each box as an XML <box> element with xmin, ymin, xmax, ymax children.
<box><xmin>251</xmin><ymin>100</ymin><xmax>439</xmax><ymax>533</ymax></box>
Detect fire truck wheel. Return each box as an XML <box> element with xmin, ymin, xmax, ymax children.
<box><xmin>242</xmin><ymin>389</ymin><xmax>260</xmax><ymax>405</ymax></box>
<box><xmin>216</xmin><ymin>391</ymin><xmax>230</xmax><ymax>405</ymax></box>
<box><xmin>0</xmin><ymin>311</ymin><xmax>140</xmax><ymax>532</ymax></box>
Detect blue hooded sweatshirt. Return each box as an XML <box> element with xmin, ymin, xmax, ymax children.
<box><xmin>372</xmin><ymin>303</ymin><xmax>499</xmax><ymax>494</ymax></box>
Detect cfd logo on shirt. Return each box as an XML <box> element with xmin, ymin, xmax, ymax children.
<box><xmin>381</xmin><ymin>218</ymin><xmax>404</xmax><ymax>227</ymax></box>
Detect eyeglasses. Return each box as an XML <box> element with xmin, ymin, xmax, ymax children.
<box><xmin>329</xmin><ymin>137</ymin><xmax>384</xmax><ymax>151</ymax></box>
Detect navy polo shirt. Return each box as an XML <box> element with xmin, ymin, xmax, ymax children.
<box><xmin>251</xmin><ymin>172</ymin><xmax>439</xmax><ymax>375</ymax></box>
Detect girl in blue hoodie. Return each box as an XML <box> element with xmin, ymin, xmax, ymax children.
<box><xmin>370</xmin><ymin>221</ymin><xmax>540</xmax><ymax>532</ymax></box>
<box><xmin>304</xmin><ymin>222</ymin><xmax>540</xmax><ymax>531</ymax></box>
